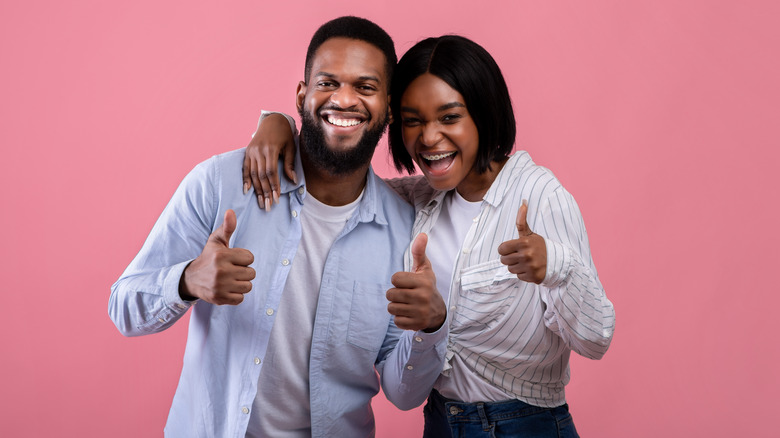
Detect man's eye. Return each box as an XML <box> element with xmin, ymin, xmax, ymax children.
<box><xmin>317</xmin><ymin>81</ymin><xmax>336</xmax><ymax>88</ymax></box>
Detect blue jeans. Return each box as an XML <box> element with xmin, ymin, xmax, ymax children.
<box><xmin>422</xmin><ymin>389</ymin><xmax>579</xmax><ymax>438</ymax></box>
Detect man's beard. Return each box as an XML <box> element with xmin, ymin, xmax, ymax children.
<box><xmin>298</xmin><ymin>107</ymin><xmax>389</xmax><ymax>175</ymax></box>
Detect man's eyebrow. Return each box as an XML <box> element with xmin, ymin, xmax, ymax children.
<box><xmin>314</xmin><ymin>72</ymin><xmax>336</xmax><ymax>79</ymax></box>
<box><xmin>313</xmin><ymin>72</ymin><xmax>381</xmax><ymax>83</ymax></box>
<box><xmin>400</xmin><ymin>102</ymin><xmax>466</xmax><ymax>113</ymax></box>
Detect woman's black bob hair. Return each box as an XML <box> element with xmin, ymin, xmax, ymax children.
<box><xmin>389</xmin><ymin>35</ymin><xmax>516</xmax><ymax>174</ymax></box>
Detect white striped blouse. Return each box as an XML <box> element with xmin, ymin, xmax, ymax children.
<box><xmin>386</xmin><ymin>151</ymin><xmax>615</xmax><ymax>408</ymax></box>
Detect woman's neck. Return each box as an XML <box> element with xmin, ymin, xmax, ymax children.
<box><xmin>455</xmin><ymin>157</ymin><xmax>509</xmax><ymax>202</ymax></box>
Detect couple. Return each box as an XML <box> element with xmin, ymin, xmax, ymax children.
<box><xmin>110</xmin><ymin>16</ymin><xmax>614</xmax><ymax>438</ymax></box>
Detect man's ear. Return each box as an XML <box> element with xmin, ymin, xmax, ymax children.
<box><xmin>296</xmin><ymin>81</ymin><xmax>306</xmax><ymax>113</ymax></box>
<box><xmin>387</xmin><ymin>94</ymin><xmax>393</xmax><ymax>124</ymax></box>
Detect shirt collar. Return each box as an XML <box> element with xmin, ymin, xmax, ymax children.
<box><xmin>279</xmin><ymin>143</ymin><xmax>387</xmax><ymax>226</ymax></box>
<box><xmin>482</xmin><ymin>151</ymin><xmax>533</xmax><ymax>207</ymax></box>
<box><xmin>279</xmin><ymin>139</ymin><xmax>305</xmax><ymax>196</ymax></box>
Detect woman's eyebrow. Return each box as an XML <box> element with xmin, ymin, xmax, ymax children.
<box><xmin>438</xmin><ymin>102</ymin><xmax>466</xmax><ymax>111</ymax></box>
<box><xmin>400</xmin><ymin>102</ymin><xmax>465</xmax><ymax>114</ymax></box>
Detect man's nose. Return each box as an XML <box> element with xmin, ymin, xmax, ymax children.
<box><xmin>329</xmin><ymin>86</ymin><xmax>359</xmax><ymax>109</ymax></box>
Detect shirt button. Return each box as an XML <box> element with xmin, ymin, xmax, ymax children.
<box><xmin>242</xmin><ymin>407</ymin><xmax>249</xmax><ymax>414</ymax></box>
<box><xmin>254</xmin><ymin>357</ymin><xmax>261</xmax><ymax>365</ymax></box>
<box><xmin>291</xmin><ymin>210</ymin><xmax>298</xmax><ymax>218</ymax></box>
<box><xmin>406</xmin><ymin>365</ymin><xmax>414</xmax><ymax>371</ymax></box>
<box><xmin>266</xmin><ymin>308</ymin><xmax>274</xmax><ymax>316</ymax></box>
<box><xmin>281</xmin><ymin>259</ymin><xmax>290</xmax><ymax>266</ymax></box>
<box><xmin>414</xmin><ymin>336</ymin><xmax>423</xmax><ymax>343</ymax></box>
<box><xmin>462</xmin><ymin>249</ymin><xmax>469</xmax><ymax>254</ymax></box>
<box><xmin>473</xmin><ymin>217</ymin><xmax>479</xmax><ymax>222</ymax></box>
<box><xmin>298</xmin><ymin>187</ymin><xmax>305</xmax><ymax>195</ymax></box>
<box><xmin>157</xmin><ymin>317</ymin><xmax>165</xmax><ymax>323</ymax></box>
<box><xmin>449</xmin><ymin>306</ymin><xmax>456</xmax><ymax>312</ymax></box>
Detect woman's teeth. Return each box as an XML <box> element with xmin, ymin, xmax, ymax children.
<box><xmin>423</xmin><ymin>151</ymin><xmax>456</xmax><ymax>161</ymax></box>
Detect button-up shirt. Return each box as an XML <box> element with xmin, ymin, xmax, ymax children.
<box><xmin>109</xmin><ymin>147</ymin><xmax>447</xmax><ymax>437</ymax></box>
<box><xmin>388</xmin><ymin>151</ymin><xmax>615</xmax><ymax>408</ymax></box>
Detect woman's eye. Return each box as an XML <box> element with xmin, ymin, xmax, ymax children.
<box><xmin>402</xmin><ymin>118</ymin><xmax>421</xmax><ymax>127</ymax></box>
<box><xmin>442</xmin><ymin>114</ymin><xmax>462</xmax><ymax>123</ymax></box>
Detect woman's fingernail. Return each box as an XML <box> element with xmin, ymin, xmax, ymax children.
<box><xmin>243</xmin><ymin>182</ymin><xmax>250</xmax><ymax>195</ymax></box>
<box><xmin>273</xmin><ymin>190</ymin><xmax>279</xmax><ymax>205</ymax></box>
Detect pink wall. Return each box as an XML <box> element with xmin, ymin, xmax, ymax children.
<box><xmin>2</xmin><ymin>1</ymin><xmax>778</xmax><ymax>436</ymax></box>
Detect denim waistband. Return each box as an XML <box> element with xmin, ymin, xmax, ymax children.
<box><xmin>430</xmin><ymin>389</ymin><xmax>556</xmax><ymax>426</ymax></box>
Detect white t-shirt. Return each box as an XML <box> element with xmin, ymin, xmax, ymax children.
<box><xmin>247</xmin><ymin>189</ymin><xmax>362</xmax><ymax>437</ymax></box>
<box><xmin>428</xmin><ymin>190</ymin><xmax>514</xmax><ymax>402</ymax></box>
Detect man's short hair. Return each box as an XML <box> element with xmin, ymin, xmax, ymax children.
<box><xmin>304</xmin><ymin>16</ymin><xmax>397</xmax><ymax>85</ymax></box>
<box><xmin>389</xmin><ymin>35</ymin><xmax>517</xmax><ymax>174</ymax></box>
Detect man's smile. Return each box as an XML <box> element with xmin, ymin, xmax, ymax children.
<box><xmin>321</xmin><ymin>111</ymin><xmax>367</xmax><ymax>130</ymax></box>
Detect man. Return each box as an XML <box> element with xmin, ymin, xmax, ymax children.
<box><xmin>109</xmin><ymin>16</ymin><xmax>447</xmax><ymax>437</ymax></box>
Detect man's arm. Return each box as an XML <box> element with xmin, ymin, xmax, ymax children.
<box><xmin>376</xmin><ymin>316</ymin><xmax>448</xmax><ymax>411</ymax></box>
<box><xmin>377</xmin><ymin>233</ymin><xmax>448</xmax><ymax>410</ymax></box>
<box><xmin>109</xmin><ymin>157</ymin><xmax>254</xmax><ymax>336</ymax></box>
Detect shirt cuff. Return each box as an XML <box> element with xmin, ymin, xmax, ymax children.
<box><xmin>163</xmin><ymin>259</ymin><xmax>197</xmax><ymax>312</ymax></box>
<box><xmin>541</xmin><ymin>238</ymin><xmax>572</xmax><ymax>288</ymax></box>
<box><xmin>411</xmin><ymin>322</ymin><xmax>448</xmax><ymax>350</ymax></box>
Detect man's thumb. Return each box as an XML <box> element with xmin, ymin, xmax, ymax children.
<box><xmin>411</xmin><ymin>233</ymin><xmax>430</xmax><ymax>273</ymax></box>
<box><xmin>516</xmin><ymin>199</ymin><xmax>532</xmax><ymax>236</ymax></box>
<box><xmin>214</xmin><ymin>209</ymin><xmax>237</xmax><ymax>247</ymax></box>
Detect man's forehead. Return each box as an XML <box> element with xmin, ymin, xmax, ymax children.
<box><xmin>309</xmin><ymin>37</ymin><xmax>387</xmax><ymax>81</ymax></box>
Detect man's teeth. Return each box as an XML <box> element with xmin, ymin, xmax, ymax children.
<box><xmin>423</xmin><ymin>151</ymin><xmax>456</xmax><ymax>161</ymax></box>
<box><xmin>327</xmin><ymin>116</ymin><xmax>362</xmax><ymax>127</ymax></box>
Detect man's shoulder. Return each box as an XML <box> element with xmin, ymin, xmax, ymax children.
<box><xmin>185</xmin><ymin>147</ymin><xmax>246</xmax><ymax>184</ymax></box>
<box><xmin>204</xmin><ymin>147</ymin><xmax>246</xmax><ymax>169</ymax></box>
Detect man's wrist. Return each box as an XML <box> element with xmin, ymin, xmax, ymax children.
<box><xmin>178</xmin><ymin>263</ymin><xmax>198</xmax><ymax>301</ymax></box>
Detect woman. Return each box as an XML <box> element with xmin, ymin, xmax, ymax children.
<box><xmin>244</xmin><ymin>35</ymin><xmax>614</xmax><ymax>437</ymax></box>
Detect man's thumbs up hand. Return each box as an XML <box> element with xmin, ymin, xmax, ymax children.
<box><xmin>387</xmin><ymin>233</ymin><xmax>446</xmax><ymax>332</ymax></box>
<box><xmin>497</xmin><ymin>200</ymin><xmax>547</xmax><ymax>284</ymax></box>
<box><xmin>179</xmin><ymin>209</ymin><xmax>256</xmax><ymax>305</ymax></box>
<box><xmin>411</xmin><ymin>232</ymin><xmax>431</xmax><ymax>273</ymax></box>
<box><xmin>210</xmin><ymin>207</ymin><xmax>237</xmax><ymax>247</ymax></box>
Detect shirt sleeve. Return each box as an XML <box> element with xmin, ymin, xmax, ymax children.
<box><xmin>255</xmin><ymin>110</ymin><xmax>298</xmax><ymax>136</ymax></box>
<box><xmin>383</xmin><ymin>176</ymin><xmax>426</xmax><ymax>204</ymax></box>
<box><xmin>537</xmin><ymin>187</ymin><xmax>615</xmax><ymax>360</ymax></box>
<box><xmin>108</xmin><ymin>158</ymin><xmax>218</xmax><ymax>337</ymax></box>
<box><xmin>376</xmin><ymin>319</ymin><xmax>448</xmax><ymax>410</ymax></box>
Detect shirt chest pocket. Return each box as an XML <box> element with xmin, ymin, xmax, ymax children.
<box><xmin>453</xmin><ymin>259</ymin><xmax>519</xmax><ymax>330</ymax></box>
<box><xmin>345</xmin><ymin>281</ymin><xmax>391</xmax><ymax>352</ymax></box>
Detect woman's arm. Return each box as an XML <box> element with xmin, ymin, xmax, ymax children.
<box><xmin>242</xmin><ymin>111</ymin><xmax>297</xmax><ymax>211</ymax></box>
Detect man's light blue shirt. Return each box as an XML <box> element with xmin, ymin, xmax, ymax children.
<box><xmin>109</xmin><ymin>148</ymin><xmax>447</xmax><ymax>437</ymax></box>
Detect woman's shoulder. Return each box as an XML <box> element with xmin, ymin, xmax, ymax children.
<box><xmin>383</xmin><ymin>174</ymin><xmax>437</xmax><ymax>204</ymax></box>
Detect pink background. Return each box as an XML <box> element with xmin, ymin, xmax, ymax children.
<box><xmin>2</xmin><ymin>1</ymin><xmax>778</xmax><ymax>436</ymax></box>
